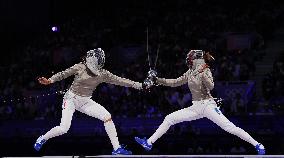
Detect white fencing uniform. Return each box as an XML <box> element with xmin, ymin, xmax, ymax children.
<box><xmin>147</xmin><ymin>59</ymin><xmax>259</xmax><ymax>147</ymax></box>
<box><xmin>41</xmin><ymin>62</ymin><xmax>142</xmax><ymax>150</ymax></box>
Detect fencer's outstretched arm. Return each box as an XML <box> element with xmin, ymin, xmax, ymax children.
<box><xmin>38</xmin><ymin>63</ymin><xmax>83</xmax><ymax>85</ymax></box>
<box><xmin>201</xmin><ymin>68</ymin><xmax>214</xmax><ymax>90</ymax></box>
<box><xmin>103</xmin><ymin>70</ymin><xmax>142</xmax><ymax>90</ymax></box>
<box><xmin>156</xmin><ymin>70</ymin><xmax>190</xmax><ymax>87</ymax></box>
<box><xmin>48</xmin><ymin>63</ymin><xmax>83</xmax><ymax>83</ymax></box>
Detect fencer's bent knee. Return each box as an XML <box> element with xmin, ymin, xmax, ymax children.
<box><xmin>104</xmin><ymin>117</ymin><xmax>112</xmax><ymax>123</ymax></box>
<box><xmin>57</xmin><ymin>125</ymin><xmax>70</xmax><ymax>134</ymax></box>
<box><xmin>103</xmin><ymin>113</ymin><xmax>112</xmax><ymax>123</ymax></box>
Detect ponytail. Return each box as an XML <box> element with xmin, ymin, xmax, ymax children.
<box><xmin>203</xmin><ymin>52</ymin><xmax>215</xmax><ymax>64</ymax></box>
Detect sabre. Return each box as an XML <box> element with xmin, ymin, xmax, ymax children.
<box><xmin>146</xmin><ymin>27</ymin><xmax>151</xmax><ymax>68</ymax></box>
<box><xmin>143</xmin><ymin>27</ymin><xmax>160</xmax><ymax>89</ymax></box>
<box><xmin>146</xmin><ymin>27</ymin><xmax>160</xmax><ymax>71</ymax></box>
<box><xmin>154</xmin><ymin>44</ymin><xmax>160</xmax><ymax>70</ymax></box>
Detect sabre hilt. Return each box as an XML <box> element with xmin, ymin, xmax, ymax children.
<box><xmin>142</xmin><ymin>69</ymin><xmax>158</xmax><ymax>90</ymax></box>
<box><xmin>147</xmin><ymin>69</ymin><xmax>157</xmax><ymax>79</ymax></box>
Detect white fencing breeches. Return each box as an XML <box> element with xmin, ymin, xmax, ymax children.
<box><xmin>42</xmin><ymin>91</ymin><xmax>120</xmax><ymax>150</ymax></box>
<box><xmin>148</xmin><ymin>98</ymin><xmax>259</xmax><ymax>147</ymax></box>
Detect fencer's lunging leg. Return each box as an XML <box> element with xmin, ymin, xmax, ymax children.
<box><xmin>42</xmin><ymin>100</ymin><xmax>75</xmax><ymax>140</ymax></box>
<box><xmin>77</xmin><ymin>98</ymin><xmax>120</xmax><ymax>150</ymax></box>
<box><xmin>204</xmin><ymin>103</ymin><xmax>259</xmax><ymax>146</ymax></box>
<box><xmin>147</xmin><ymin>107</ymin><xmax>202</xmax><ymax>145</ymax></box>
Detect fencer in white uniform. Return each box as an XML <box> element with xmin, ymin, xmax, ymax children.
<box><xmin>135</xmin><ymin>50</ymin><xmax>265</xmax><ymax>155</ymax></box>
<box><xmin>34</xmin><ymin>48</ymin><xmax>142</xmax><ymax>155</ymax></box>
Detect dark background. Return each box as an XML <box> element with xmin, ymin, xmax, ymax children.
<box><xmin>0</xmin><ymin>0</ymin><xmax>284</xmax><ymax>156</ymax></box>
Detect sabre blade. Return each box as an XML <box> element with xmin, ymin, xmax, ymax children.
<box><xmin>154</xmin><ymin>44</ymin><xmax>160</xmax><ymax>70</ymax></box>
<box><xmin>146</xmin><ymin>27</ymin><xmax>151</xmax><ymax>68</ymax></box>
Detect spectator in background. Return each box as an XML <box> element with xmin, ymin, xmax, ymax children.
<box><xmin>0</xmin><ymin>0</ymin><xmax>283</xmax><ymax>121</ymax></box>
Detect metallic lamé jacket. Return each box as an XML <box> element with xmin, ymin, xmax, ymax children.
<box><xmin>157</xmin><ymin>64</ymin><xmax>214</xmax><ymax>101</ymax></box>
<box><xmin>49</xmin><ymin>62</ymin><xmax>142</xmax><ymax>97</ymax></box>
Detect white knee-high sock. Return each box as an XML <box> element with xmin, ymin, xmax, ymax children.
<box><xmin>104</xmin><ymin>120</ymin><xmax>120</xmax><ymax>150</ymax></box>
<box><xmin>147</xmin><ymin>120</ymin><xmax>171</xmax><ymax>145</ymax></box>
<box><xmin>232</xmin><ymin>127</ymin><xmax>259</xmax><ymax>146</ymax></box>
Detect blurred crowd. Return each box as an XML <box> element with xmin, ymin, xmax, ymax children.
<box><xmin>261</xmin><ymin>53</ymin><xmax>284</xmax><ymax>112</ymax></box>
<box><xmin>0</xmin><ymin>0</ymin><xmax>284</xmax><ymax>120</ymax></box>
